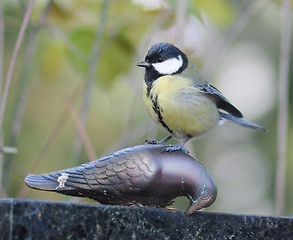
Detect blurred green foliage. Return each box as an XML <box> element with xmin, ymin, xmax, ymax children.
<box><xmin>1</xmin><ymin>0</ymin><xmax>292</xmax><ymax>216</ymax></box>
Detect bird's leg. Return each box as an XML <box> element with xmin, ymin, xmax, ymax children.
<box><xmin>144</xmin><ymin>135</ymin><xmax>172</xmax><ymax>145</ymax></box>
<box><xmin>162</xmin><ymin>137</ymin><xmax>192</xmax><ymax>153</ymax></box>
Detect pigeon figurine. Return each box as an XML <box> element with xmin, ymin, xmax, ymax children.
<box><xmin>25</xmin><ymin>144</ymin><xmax>217</xmax><ymax>216</ymax></box>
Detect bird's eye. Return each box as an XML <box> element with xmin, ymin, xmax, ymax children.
<box><xmin>158</xmin><ymin>57</ymin><xmax>163</xmax><ymax>62</ymax></box>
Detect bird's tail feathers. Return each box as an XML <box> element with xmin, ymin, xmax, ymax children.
<box><xmin>25</xmin><ymin>166</ymin><xmax>90</xmax><ymax>194</ymax></box>
<box><xmin>25</xmin><ymin>173</ymin><xmax>60</xmax><ymax>191</ymax></box>
<box><xmin>219</xmin><ymin>112</ymin><xmax>267</xmax><ymax>131</ymax></box>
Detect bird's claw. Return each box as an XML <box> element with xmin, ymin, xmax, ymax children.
<box><xmin>144</xmin><ymin>139</ymin><xmax>160</xmax><ymax>145</ymax></box>
<box><xmin>162</xmin><ymin>145</ymin><xmax>189</xmax><ymax>154</ymax></box>
<box><xmin>144</xmin><ymin>136</ymin><xmax>172</xmax><ymax>145</ymax></box>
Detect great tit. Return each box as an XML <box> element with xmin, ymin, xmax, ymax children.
<box><xmin>137</xmin><ymin>42</ymin><xmax>266</xmax><ymax>152</ymax></box>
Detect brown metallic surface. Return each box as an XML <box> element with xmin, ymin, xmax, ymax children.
<box><xmin>25</xmin><ymin>144</ymin><xmax>217</xmax><ymax>215</ymax></box>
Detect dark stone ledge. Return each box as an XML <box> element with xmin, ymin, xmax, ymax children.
<box><xmin>0</xmin><ymin>198</ymin><xmax>292</xmax><ymax>240</ymax></box>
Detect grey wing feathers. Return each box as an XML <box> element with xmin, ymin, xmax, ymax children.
<box><xmin>198</xmin><ymin>84</ymin><xmax>243</xmax><ymax>118</ymax></box>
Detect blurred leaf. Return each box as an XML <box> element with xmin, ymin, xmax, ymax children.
<box><xmin>192</xmin><ymin>0</ymin><xmax>234</xmax><ymax>26</ymax></box>
<box><xmin>48</xmin><ymin>1</ymin><xmax>75</xmax><ymax>23</ymax></box>
<box><xmin>97</xmin><ymin>30</ymin><xmax>134</xmax><ymax>87</ymax></box>
<box><xmin>39</xmin><ymin>39</ymin><xmax>67</xmax><ymax>80</ymax></box>
<box><xmin>67</xmin><ymin>27</ymin><xmax>94</xmax><ymax>73</ymax></box>
<box><xmin>167</xmin><ymin>0</ymin><xmax>202</xmax><ymax>20</ymax></box>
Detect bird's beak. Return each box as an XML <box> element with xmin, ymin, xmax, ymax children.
<box><xmin>137</xmin><ymin>61</ymin><xmax>151</xmax><ymax>68</ymax></box>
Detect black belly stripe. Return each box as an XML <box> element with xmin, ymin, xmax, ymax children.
<box><xmin>146</xmin><ymin>85</ymin><xmax>152</xmax><ymax>97</ymax></box>
<box><xmin>150</xmin><ymin>94</ymin><xmax>173</xmax><ymax>134</ymax></box>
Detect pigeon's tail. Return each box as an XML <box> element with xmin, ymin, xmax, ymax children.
<box><xmin>219</xmin><ymin>112</ymin><xmax>267</xmax><ymax>131</ymax></box>
<box><xmin>25</xmin><ymin>173</ymin><xmax>59</xmax><ymax>191</ymax></box>
<box><xmin>25</xmin><ymin>166</ymin><xmax>91</xmax><ymax>196</ymax></box>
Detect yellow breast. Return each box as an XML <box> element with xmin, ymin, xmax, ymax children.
<box><xmin>142</xmin><ymin>76</ymin><xmax>219</xmax><ymax>139</ymax></box>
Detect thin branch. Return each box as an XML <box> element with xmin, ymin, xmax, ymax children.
<box><xmin>28</xmin><ymin>83</ymin><xmax>82</xmax><ymax>172</ymax></box>
<box><xmin>0</xmin><ymin>0</ymin><xmax>4</xmax><ymax>198</ymax></box>
<box><xmin>104</xmin><ymin>120</ymin><xmax>151</xmax><ymax>155</ymax></box>
<box><xmin>275</xmin><ymin>0</ymin><xmax>291</xmax><ymax>215</ymax></box>
<box><xmin>17</xmin><ymin>82</ymin><xmax>83</xmax><ymax>198</ymax></box>
<box><xmin>202</xmin><ymin>0</ymin><xmax>269</xmax><ymax>77</ymax></box>
<box><xmin>175</xmin><ymin>0</ymin><xmax>187</xmax><ymax>48</ymax></box>
<box><xmin>0</xmin><ymin>0</ymin><xmax>35</xmax><ymax>134</ymax></box>
<box><xmin>64</xmin><ymin>98</ymin><xmax>96</xmax><ymax>161</ymax></box>
<box><xmin>0</xmin><ymin>0</ymin><xmax>3</xmax><ymax>86</ymax></box>
<box><xmin>3</xmin><ymin>1</ymin><xmax>53</xmax><ymax>196</ymax></box>
<box><xmin>0</xmin><ymin>146</ymin><xmax>18</xmax><ymax>154</ymax></box>
<box><xmin>72</xmin><ymin>0</ymin><xmax>110</xmax><ymax>163</ymax></box>
<box><xmin>47</xmin><ymin>20</ymin><xmax>88</xmax><ymax>62</ymax></box>
<box><xmin>7</xmin><ymin>0</ymin><xmax>52</xmax><ymax>148</ymax></box>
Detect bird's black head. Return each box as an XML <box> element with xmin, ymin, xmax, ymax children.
<box><xmin>137</xmin><ymin>42</ymin><xmax>188</xmax><ymax>86</ymax></box>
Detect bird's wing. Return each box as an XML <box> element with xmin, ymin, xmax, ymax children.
<box><xmin>92</xmin><ymin>147</ymin><xmax>156</xmax><ymax>194</ymax></box>
<box><xmin>184</xmin><ymin>63</ymin><xmax>243</xmax><ymax>118</ymax></box>
<box><xmin>25</xmin><ymin>146</ymin><xmax>156</xmax><ymax>198</ymax></box>
<box><xmin>197</xmin><ymin>84</ymin><xmax>243</xmax><ymax>118</ymax></box>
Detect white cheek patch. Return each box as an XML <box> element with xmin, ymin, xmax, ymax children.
<box><xmin>152</xmin><ymin>55</ymin><xmax>183</xmax><ymax>75</ymax></box>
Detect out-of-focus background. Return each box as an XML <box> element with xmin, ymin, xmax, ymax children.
<box><xmin>1</xmin><ymin>0</ymin><xmax>292</xmax><ymax>215</ymax></box>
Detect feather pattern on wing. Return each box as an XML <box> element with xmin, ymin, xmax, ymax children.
<box><xmin>25</xmin><ymin>146</ymin><xmax>156</xmax><ymax>204</ymax></box>
<box><xmin>197</xmin><ymin>84</ymin><xmax>243</xmax><ymax>118</ymax></box>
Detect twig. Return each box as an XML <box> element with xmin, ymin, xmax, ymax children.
<box><xmin>0</xmin><ymin>146</ymin><xmax>18</xmax><ymax>154</ymax></box>
<box><xmin>72</xmin><ymin>0</ymin><xmax>110</xmax><ymax>163</ymax></box>
<box><xmin>0</xmin><ymin>0</ymin><xmax>4</xmax><ymax>198</ymax></box>
<box><xmin>104</xmin><ymin>120</ymin><xmax>151</xmax><ymax>155</ymax></box>
<box><xmin>0</xmin><ymin>0</ymin><xmax>35</xmax><ymax>134</ymax></box>
<box><xmin>7</xmin><ymin>0</ymin><xmax>52</xmax><ymax>155</ymax></box>
<box><xmin>47</xmin><ymin>20</ymin><xmax>88</xmax><ymax>62</ymax></box>
<box><xmin>275</xmin><ymin>0</ymin><xmax>291</xmax><ymax>215</ymax></box>
<box><xmin>29</xmin><ymin>82</ymin><xmax>83</xmax><ymax>172</ymax></box>
<box><xmin>64</xmin><ymin>98</ymin><xmax>96</xmax><ymax>161</ymax></box>
<box><xmin>0</xmin><ymin>1</ymin><xmax>3</xmax><ymax>87</ymax></box>
<box><xmin>175</xmin><ymin>0</ymin><xmax>187</xmax><ymax>48</ymax></box>
<box><xmin>202</xmin><ymin>0</ymin><xmax>269</xmax><ymax>77</ymax></box>
<box><xmin>3</xmin><ymin>1</ymin><xmax>53</xmax><ymax>196</ymax></box>
<box><xmin>17</xmin><ymin>82</ymin><xmax>83</xmax><ymax>199</ymax></box>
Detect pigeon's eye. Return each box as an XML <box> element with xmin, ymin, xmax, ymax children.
<box><xmin>158</xmin><ymin>57</ymin><xmax>163</xmax><ymax>62</ymax></box>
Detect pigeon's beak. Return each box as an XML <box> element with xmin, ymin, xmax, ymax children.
<box><xmin>137</xmin><ymin>61</ymin><xmax>151</xmax><ymax>68</ymax></box>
